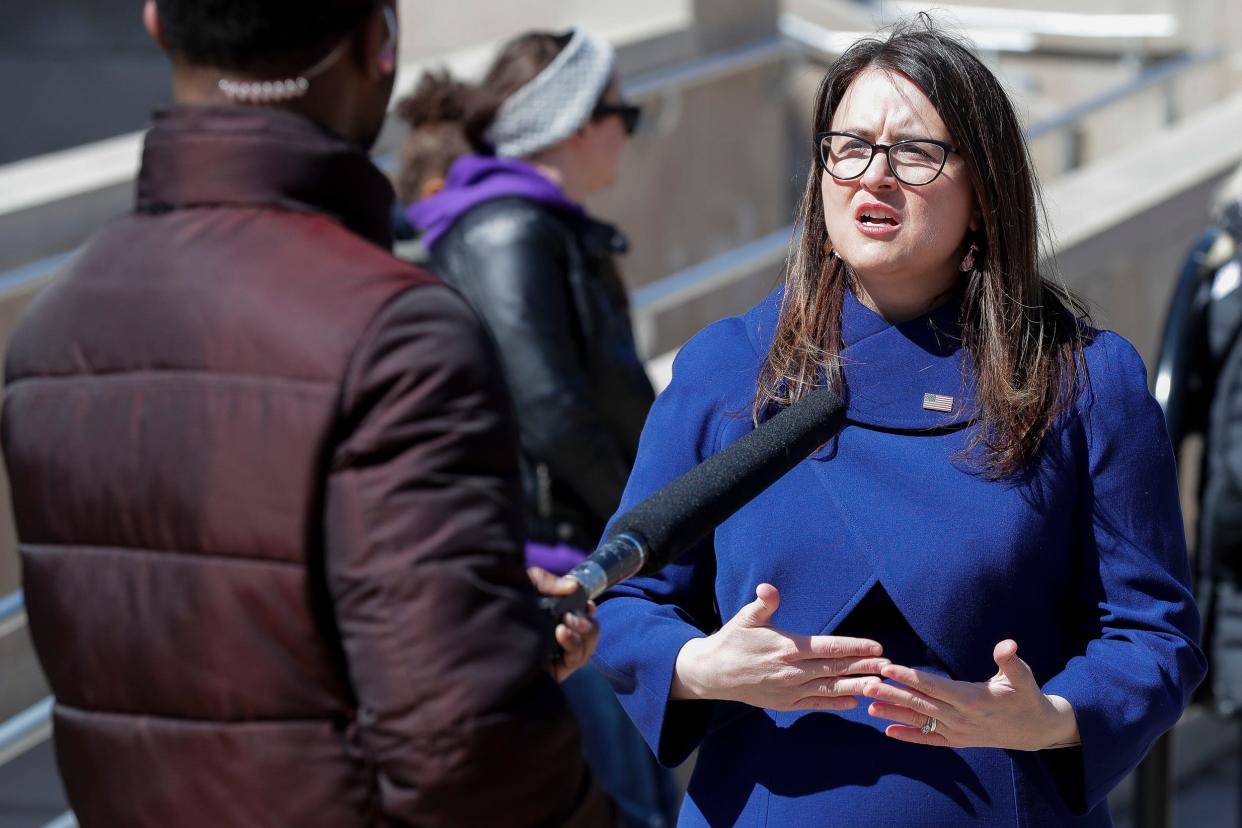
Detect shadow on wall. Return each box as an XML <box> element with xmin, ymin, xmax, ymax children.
<box><xmin>0</xmin><ymin>0</ymin><xmax>171</xmax><ymax>165</ymax></box>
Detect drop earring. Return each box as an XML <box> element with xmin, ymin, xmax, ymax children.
<box><xmin>959</xmin><ymin>240</ymin><xmax>979</xmax><ymax>272</ymax></box>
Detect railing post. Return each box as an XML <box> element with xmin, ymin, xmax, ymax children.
<box><xmin>1134</xmin><ymin>733</ymin><xmax>1172</xmax><ymax>828</ymax></box>
<box><xmin>1161</xmin><ymin>78</ymin><xmax>1178</xmax><ymax>126</ymax></box>
<box><xmin>1061</xmin><ymin>126</ymin><xmax>1085</xmax><ymax>174</ymax></box>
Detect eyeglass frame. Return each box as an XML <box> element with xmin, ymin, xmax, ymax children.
<box><xmin>814</xmin><ymin>130</ymin><xmax>959</xmax><ymax>186</ymax></box>
<box><xmin>592</xmin><ymin>102</ymin><xmax>642</xmax><ymax>136</ymax></box>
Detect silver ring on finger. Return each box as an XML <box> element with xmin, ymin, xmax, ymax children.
<box><xmin>920</xmin><ymin>716</ymin><xmax>938</xmax><ymax>735</ymax></box>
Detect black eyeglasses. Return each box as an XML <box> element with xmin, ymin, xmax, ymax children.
<box><xmin>815</xmin><ymin>131</ymin><xmax>958</xmax><ymax>186</ymax></box>
<box><xmin>592</xmin><ymin>103</ymin><xmax>642</xmax><ymax>136</ymax></box>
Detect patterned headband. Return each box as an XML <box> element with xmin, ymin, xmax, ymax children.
<box><xmin>485</xmin><ymin>29</ymin><xmax>615</xmax><ymax>159</ymax></box>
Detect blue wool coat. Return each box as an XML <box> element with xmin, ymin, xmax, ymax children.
<box><xmin>593</xmin><ymin>288</ymin><xmax>1206</xmax><ymax>826</ymax></box>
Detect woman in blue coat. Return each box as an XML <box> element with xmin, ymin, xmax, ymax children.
<box><xmin>593</xmin><ymin>19</ymin><xmax>1206</xmax><ymax>826</ymax></box>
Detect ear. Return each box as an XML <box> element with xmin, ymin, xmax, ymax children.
<box><xmin>351</xmin><ymin>4</ymin><xmax>398</xmax><ymax>78</ymax></box>
<box><xmin>377</xmin><ymin>5</ymin><xmax>398</xmax><ymax>75</ymax></box>
<box><xmin>373</xmin><ymin>4</ymin><xmax>399</xmax><ymax>77</ymax></box>
<box><xmin>143</xmin><ymin>0</ymin><xmax>168</xmax><ymax>52</ymax></box>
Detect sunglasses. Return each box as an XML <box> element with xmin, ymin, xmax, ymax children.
<box><xmin>591</xmin><ymin>103</ymin><xmax>642</xmax><ymax>136</ymax></box>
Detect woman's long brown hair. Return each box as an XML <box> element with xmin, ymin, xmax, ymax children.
<box><xmin>756</xmin><ymin>18</ymin><xmax>1088</xmax><ymax>479</ymax></box>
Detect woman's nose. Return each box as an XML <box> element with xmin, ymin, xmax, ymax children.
<box><xmin>859</xmin><ymin>148</ymin><xmax>898</xmax><ymax>190</ymax></box>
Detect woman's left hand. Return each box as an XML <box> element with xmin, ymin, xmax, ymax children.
<box><xmin>863</xmin><ymin>639</ymin><xmax>1081</xmax><ymax>751</ymax></box>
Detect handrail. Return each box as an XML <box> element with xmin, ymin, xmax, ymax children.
<box><xmin>0</xmin><ymin>696</ymin><xmax>52</xmax><ymax>767</ymax></box>
<box><xmin>625</xmin><ymin>35</ymin><xmax>792</xmax><ymax>100</ymax></box>
<box><xmin>0</xmin><ymin>589</ymin><xmax>24</xmax><ymax>640</ymax></box>
<box><xmin>1025</xmin><ymin>50</ymin><xmax>1222</xmax><ymax>140</ymax></box>
<box><xmin>0</xmin><ymin>251</ymin><xmax>73</xmax><ymax>296</ymax></box>
<box><xmin>631</xmin><ymin>227</ymin><xmax>792</xmax><ymax>310</ymax></box>
<box><xmin>0</xmin><ymin>589</ymin><xmax>22</xmax><ymax>621</ymax></box>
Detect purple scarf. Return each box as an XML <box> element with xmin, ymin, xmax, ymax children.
<box><xmin>404</xmin><ymin>154</ymin><xmax>583</xmax><ymax>250</ymax></box>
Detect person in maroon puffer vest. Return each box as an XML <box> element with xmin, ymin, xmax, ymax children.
<box><xmin>0</xmin><ymin>2</ymin><xmax>614</xmax><ymax>826</ymax></box>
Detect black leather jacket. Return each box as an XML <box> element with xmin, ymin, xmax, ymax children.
<box><xmin>429</xmin><ymin>197</ymin><xmax>655</xmax><ymax>549</ymax></box>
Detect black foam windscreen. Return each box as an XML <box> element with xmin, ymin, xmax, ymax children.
<box><xmin>611</xmin><ymin>388</ymin><xmax>846</xmax><ymax>574</ymax></box>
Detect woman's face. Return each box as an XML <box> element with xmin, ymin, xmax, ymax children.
<box><xmin>579</xmin><ymin>82</ymin><xmax>630</xmax><ymax>192</ymax></box>
<box><xmin>821</xmin><ymin>69</ymin><xmax>976</xmax><ymax>299</ymax></box>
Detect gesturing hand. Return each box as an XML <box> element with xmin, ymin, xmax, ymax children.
<box><xmin>864</xmin><ymin>639</ymin><xmax>1081</xmax><ymax>751</ymax></box>
<box><xmin>671</xmin><ymin>583</ymin><xmax>888</xmax><ymax>711</ymax></box>
<box><xmin>527</xmin><ymin>566</ymin><xmax>598</xmax><ymax>683</ymax></box>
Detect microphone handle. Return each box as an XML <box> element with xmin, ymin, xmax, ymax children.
<box><xmin>537</xmin><ymin>586</ymin><xmax>590</xmax><ymax>619</ymax></box>
<box><xmin>539</xmin><ymin>532</ymin><xmax>647</xmax><ymax>660</ymax></box>
<box><xmin>538</xmin><ymin>587</ymin><xmax>589</xmax><ymax>662</ymax></box>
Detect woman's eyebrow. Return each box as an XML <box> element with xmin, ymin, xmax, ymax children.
<box><xmin>833</xmin><ymin>126</ymin><xmax>948</xmax><ymax>143</ymax></box>
<box><xmin>891</xmin><ymin>131</ymin><xmax>948</xmax><ymax>143</ymax></box>
<box><xmin>834</xmin><ymin>126</ymin><xmax>875</xmax><ymax>138</ymax></box>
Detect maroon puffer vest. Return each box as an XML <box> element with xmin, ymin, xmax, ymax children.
<box><xmin>2</xmin><ymin>106</ymin><xmax>605</xmax><ymax>827</ymax></box>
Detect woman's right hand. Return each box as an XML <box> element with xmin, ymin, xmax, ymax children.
<box><xmin>670</xmin><ymin>583</ymin><xmax>888</xmax><ymax>711</ymax></box>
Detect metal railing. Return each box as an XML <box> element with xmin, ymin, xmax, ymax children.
<box><xmin>0</xmin><ymin>589</ymin><xmax>23</xmax><ymax>640</ymax></box>
<box><xmin>0</xmin><ymin>696</ymin><xmax>51</xmax><ymax>768</ymax></box>
<box><xmin>1025</xmin><ymin>49</ymin><xmax>1224</xmax><ymax>175</ymax></box>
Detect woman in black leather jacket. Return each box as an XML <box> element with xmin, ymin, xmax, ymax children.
<box><xmin>398</xmin><ymin>29</ymin><xmax>654</xmax><ymax>558</ymax></box>
<box><xmin>431</xmin><ymin>199</ymin><xmax>652</xmax><ymax>553</ymax></box>
<box><xmin>394</xmin><ymin>28</ymin><xmax>673</xmax><ymax>828</ymax></box>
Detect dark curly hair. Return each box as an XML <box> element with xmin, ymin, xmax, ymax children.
<box><xmin>392</xmin><ymin>71</ymin><xmax>473</xmax><ymax>203</ymax></box>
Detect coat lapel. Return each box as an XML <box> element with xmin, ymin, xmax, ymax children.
<box><xmin>838</xmin><ymin>289</ymin><xmax>976</xmax><ymax>430</ymax></box>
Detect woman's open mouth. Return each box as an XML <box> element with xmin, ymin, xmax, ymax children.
<box><xmin>854</xmin><ymin>203</ymin><xmax>901</xmax><ymax>237</ymax></box>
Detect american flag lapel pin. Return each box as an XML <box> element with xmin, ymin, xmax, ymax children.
<box><xmin>922</xmin><ymin>392</ymin><xmax>954</xmax><ymax>413</ymax></box>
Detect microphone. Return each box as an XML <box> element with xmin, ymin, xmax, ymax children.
<box><xmin>539</xmin><ymin>388</ymin><xmax>846</xmax><ymax>627</ymax></box>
